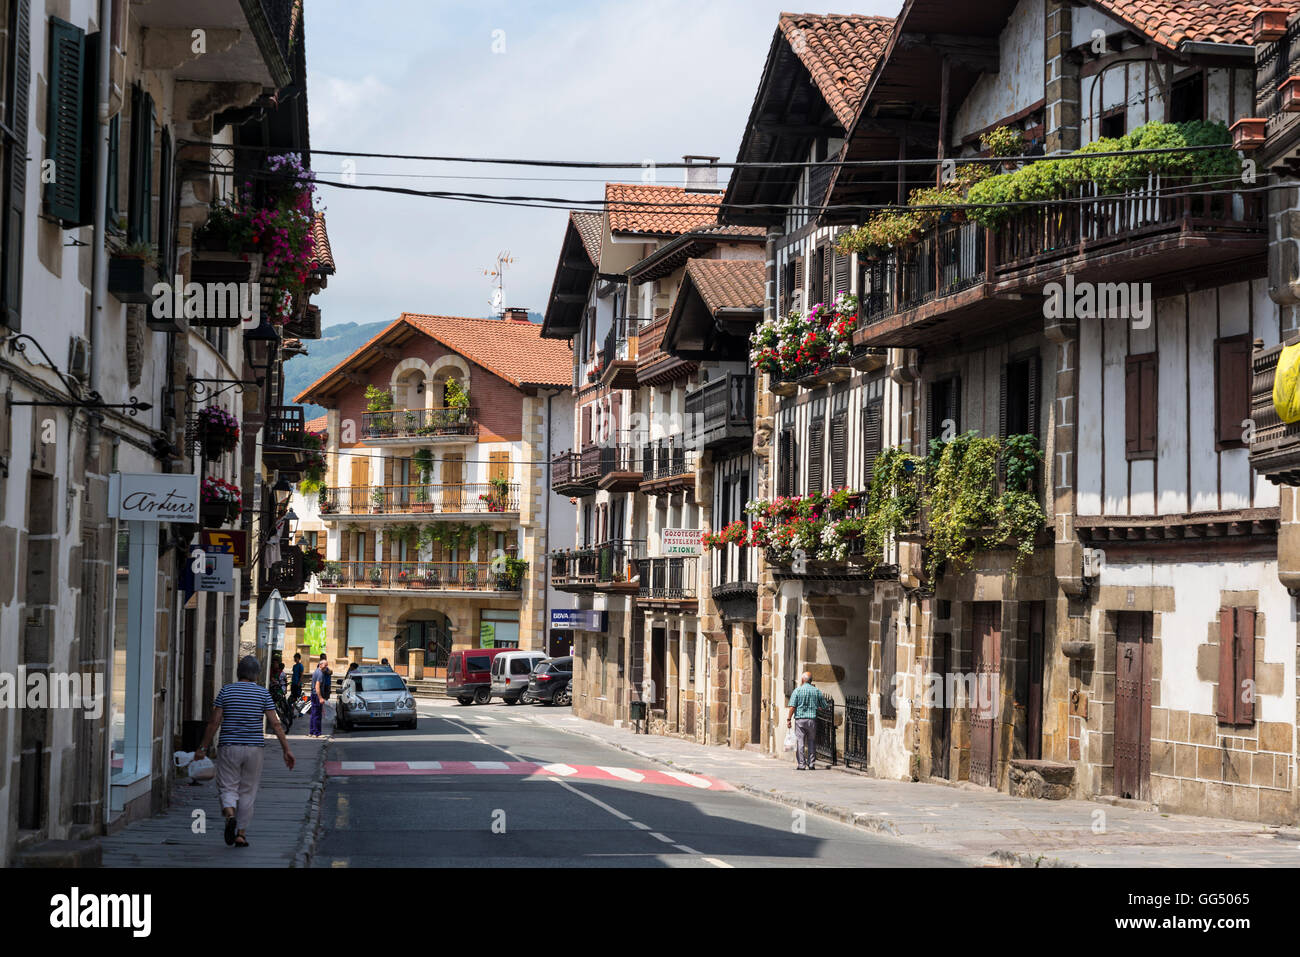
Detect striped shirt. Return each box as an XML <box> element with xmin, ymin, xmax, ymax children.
<box><xmin>788</xmin><ymin>683</ymin><xmax>825</xmax><ymax>720</ymax></box>
<box><xmin>213</xmin><ymin>681</ymin><xmax>276</xmax><ymax>746</ymax></box>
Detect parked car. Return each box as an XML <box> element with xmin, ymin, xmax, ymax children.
<box><xmin>447</xmin><ymin>648</ymin><xmax>514</xmax><ymax>705</ymax></box>
<box><xmin>336</xmin><ymin>671</ymin><xmax>417</xmax><ymax>731</ymax></box>
<box><xmin>490</xmin><ymin>650</ymin><xmax>547</xmax><ymax>704</ymax></box>
<box><xmin>526</xmin><ymin>656</ymin><xmax>572</xmax><ymax>706</ymax></box>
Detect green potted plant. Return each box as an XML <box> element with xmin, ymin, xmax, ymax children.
<box><xmin>368</xmin><ymin>565</ymin><xmax>383</xmax><ymax>586</ymax></box>
<box><xmin>365</xmin><ymin>385</ymin><xmax>394</xmax><ymax>435</ymax></box>
<box><xmin>371</xmin><ymin>487</ymin><xmax>386</xmax><ymax>513</ymax></box>
<box><xmin>445</xmin><ymin>378</ymin><xmax>470</xmax><ymax>421</ymax></box>
<box><xmin>319</xmin><ymin>562</ymin><xmax>341</xmax><ymax>587</ymax></box>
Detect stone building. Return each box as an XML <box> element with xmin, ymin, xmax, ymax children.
<box><xmin>290</xmin><ymin>310</ymin><xmax>573</xmax><ymax>677</ymax></box>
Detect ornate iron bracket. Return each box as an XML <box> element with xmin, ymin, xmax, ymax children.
<box><xmin>186</xmin><ymin>374</ymin><xmax>257</xmax><ymax>400</ymax></box>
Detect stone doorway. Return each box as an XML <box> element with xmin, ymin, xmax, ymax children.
<box><xmin>1115</xmin><ymin>611</ymin><xmax>1153</xmax><ymax>801</ymax></box>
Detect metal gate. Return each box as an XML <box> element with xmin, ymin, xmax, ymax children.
<box><xmin>844</xmin><ymin>696</ymin><xmax>869</xmax><ymax>769</ymax></box>
<box><xmin>1115</xmin><ymin>612</ymin><xmax>1152</xmax><ymax>801</ymax></box>
<box><xmin>815</xmin><ymin>698</ymin><xmax>837</xmax><ymax>766</ymax></box>
<box><xmin>969</xmin><ymin>602</ymin><xmax>1000</xmax><ymax>788</ymax></box>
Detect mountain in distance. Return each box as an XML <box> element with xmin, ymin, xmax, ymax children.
<box><xmin>284</xmin><ymin>312</ymin><xmax>543</xmax><ymax>421</ymax></box>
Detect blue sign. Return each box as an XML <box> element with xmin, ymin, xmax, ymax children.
<box><xmin>551</xmin><ymin>608</ymin><xmax>607</xmax><ymax>632</ymax></box>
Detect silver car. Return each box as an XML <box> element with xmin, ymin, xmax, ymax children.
<box><xmin>337</xmin><ymin>671</ymin><xmax>417</xmax><ymax>730</ymax></box>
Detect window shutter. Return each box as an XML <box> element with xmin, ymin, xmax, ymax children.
<box><xmin>1</xmin><ymin>0</ymin><xmax>31</xmax><ymax>330</ymax></box>
<box><xmin>784</xmin><ymin>601</ymin><xmax>800</xmax><ymax>697</ymax></box>
<box><xmin>128</xmin><ymin>85</ymin><xmax>155</xmax><ymax>245</ymax></box>
<box><xmin>833</xmin><ymin>249</ymin><xmax>850</xmax><ymax>300</ymax></box>
<box><xmin>611</xmin><ymin>390</ymin><xmax>622</xmax><ymax>437</ymax></box>
<box><xmin>808</xmin><ymin>418</ymin><xmax>824</xmax><ymax>493</ymax></box>
<box><xmin>862</xmin><ymin>400</ymin><xmax>883</xmax><ymax>488</ymax></box>
<box><xmin>948</xmin><ymin>377</ymin><xmax>961</xmax><ymax>435</ymax></box>
<box><xmin>580</xmin><ymin>404</ymin><xmax>592</xmax><ymax>449</ymax></box>
<box><xmin>76</xmin><ymin>32</ymin><xmax>99</xmax><ymax>228</ymax></box>
<box><xmin>1126</xmin><ymin>353</ymin><xmax>1157</xmax><ymax>458</ymax></box>
<box><xmin>106</xmin><ymin>113</ymin><xmax>120</xmax><ymax>224</ymax></box>
<box><xmin>778</xmin><ymin>428</ymin><xmax>792</xmax><ymax>496</ymax></box>
<box><xmin>830</xmin><ymin>410</ymin><xmax>847</xmax><ymax>490</ymax></box>
<box><xmin>1216</xmin><ymin>336</ymin><xmax>1250</xmax><ymax>449</ymax></box>
<box><xmin>157</xmin><ymin>128</ymin><xmax>174</xmax><ymax>276</ymax></box>
<box><xmin>781</xmin><ymin>260</ymin><xmax>792</xmax><ymax>316</ymax></box>
<box><xmin>1235</xmin><ymin>607</ymin><xmax>1255</xmax><ymax>725</ymax></box>
<box><xmin>793</xmin><ymin>257</ymin><xmax>805</xmax><ymax>310</ymax></box>
<box><xmin>1216</xmin><ymin>608</ymin><xmax>1235</xmax><ymax>723</ymax></box>
<box><xmin>820</xmin><ymin>244</ymin><xmax>832</xmax><ymax>305</ymax></box>
<box><xmin>1027</xmin><ymin>355</ymin><xmax>1040</xmax><ymax>444</ymax></box>
<box><xmin>45</xmin><ymin>18</ymin><xmax>86</xmax><ymax>226</ymax></box>
<box><xmin>489</xmin><ymin>451</ymin><xmax>510</xmax><ymax>482</ymax></box>
<box><xmin>998</xmin><ymin>366</ymin><xmax>1009</xmax><ymax>442</ymax></box>
<box><xmin>880</xmin><ymin>606</ymin><xmax>897</xmax><ymax>719</ymax></box>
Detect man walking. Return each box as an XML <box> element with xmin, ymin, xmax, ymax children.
<box><xmin>196</xmin><ymin>655</ymin><xmax>295</xmax><ymax>848</ymax></box>
<box><xmin>786</xmin><ymin>672</ymin><xmax>825</xmax><ymax>770</ymax></box>
<box><xmin>309</xmin><ymin>653</ymin><xmax>328</xmax><ymax>737</ymax></box>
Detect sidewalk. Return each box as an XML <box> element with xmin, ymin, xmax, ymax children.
<box><xmin>529</xmin><ymin>709</ymin><xmax>1300</xmax><ymax>867</ymax></box>
<box><xmin>100</xmin><ymin>709</ymin><xmax>333</xmax><ymax>868</ymax></box>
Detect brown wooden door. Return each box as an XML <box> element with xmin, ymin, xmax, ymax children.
<box><xmin>931</xmin><ymin>633</ymin><xmax>951</xmax><ymax>779</ymax></box>
<box><xmin>969</xmin><ymin>602</ymin><xmax>1000</xmax><ymax>788</ymax></box>
<box><xmin>442</xmin><ymin>454</ymin><xmax>463</xmax><ymax>511</ymax></box>
<box><xmin>1027</xmin><ymin>602</ymin><xmax>1045</xmax><ymax>761</ymax></box>
<box><xmin>751</xmin><ymin>629</ymin><xmax>763</xmax><ymax>745</ymax></box>
<box><xmin>650</xmin><ymin>626</ymin><xmax>666</xmax><ymax>710</ymax></box>
<box><xmin>1115</xmin><ymin>611</ymin><xmax>1152</xmax><ymax>801</ymax></box>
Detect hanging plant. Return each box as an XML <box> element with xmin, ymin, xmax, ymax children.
<box><xmin>748</xmin><ymin>293</ymin><xmax>860</xmax><ymax>379</ymax></box>
<box><xmin>298</xmin><ymin>430</ymin><xmax>327</xmax><ymax>495</ymax></box>
<box><xmin>196</xmin><ymin>406</ymin><xmax>240</xmax><ymax>459</ymax></box>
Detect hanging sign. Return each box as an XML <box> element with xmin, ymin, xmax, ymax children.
<box><xmin>108</xmin><ymin>472</ymin><xmax>201</xmax><ymax>523</ymax></box>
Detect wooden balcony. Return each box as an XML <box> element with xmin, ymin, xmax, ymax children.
<box><xmin>263</xmin><ymin>406</ymin><xmax>307</xmax><ymax>471</ymax></box>
<box><xmin>1254</xmin><ymin>16</ymin><xmax>1300</xmax><ymax>163</ymax></box>
<box><xmin>1250</xmin><ymin>341</ymin><xmax>1300</xmax><ymax>484</ymax></box>
<box><xmin>549</xmin><ymin>540</ymin><xmax>645</xmax><ymax>593</ymax></box>
<box><xmin>360</xmin><ymin>407</ymin><xmax>478</xmax><ymax>444</ymax></box>
<box><xmin>319</xmin><ymin>483</ymin><xmax>519</xmax><ymax>519</ymax></box>
<box><xmin>599</xmin><ymin>318</ymin><xmax>643</xmax><ymax>390</ymax></box>
<box><xmin>551</xmin><ymin>447</ymin><xmax>601</xmax><ymax>497</ymax></box>
<box><xmin>636</xmin><ymin>556</ymin><xmax>699</xmax><ymax>612</ymax></box>
<box><xmin>637</xmin><ymin>315</ymin><xmax>695</xmax><ymax>386</ymax></box>
<box><xmin>638</xmin><ymin>437</ymin><xmax>697</xmax><ymax>494</ymax></box>
<box><xmin>853</xmin><ymin>182</ymin><xmax>1266</xmax><ymax>350</ymax></box>
<box><xmin>685</xmin><ymin>373</ymin><xmax>753</xmax><ymax>451</ymax></box>
<box><xmin>596</xmin><ymin>435</ymin><xmax>643</xmax><ymax>492</ymax></box>
<box><xmin>316</xmin><ymin>560</ymin><xmax>526</xmax><ymax>595</ymax></box>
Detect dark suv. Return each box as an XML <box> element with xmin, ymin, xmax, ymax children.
<box><xmin>526</xmin><ymin>656</ymin><xmax>572</xmax><ymax>706</ymax></box>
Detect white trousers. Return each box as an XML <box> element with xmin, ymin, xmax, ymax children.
<box><xmin>215</xmin><ymin>744</ymin><xmax>266</xmax><ymax>831</ymax></box>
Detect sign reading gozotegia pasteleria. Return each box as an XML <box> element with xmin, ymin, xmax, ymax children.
<box><xmin>660</xmin><ymin>528</ymin><xmax>702</xmax><ymax>556</ymax></box>
<box><xmin>108</xmin><ymin>472</ymin><xmax>201</xmax><ymax>523</ymax></box>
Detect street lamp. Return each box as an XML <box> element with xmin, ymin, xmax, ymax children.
<box><xmin>273</xmin><ymin>474</ymin><xmax>294</xmax><ymax>508</ymax></box>
<box><xmin>242</xmin><ymin>318</ymin><xmax>280</xmax><ymax>388</ymax></box>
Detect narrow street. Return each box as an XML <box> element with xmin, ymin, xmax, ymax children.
<box><xmin>314</xmin><ymin>700</ymin><xmax>963</xmax><ymax>868</ymax></box>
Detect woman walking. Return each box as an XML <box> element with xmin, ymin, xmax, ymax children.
<box><xmin>197</xmin><ymin>655</ymin><xmax>296</xmax><ymax>848</ymax></box>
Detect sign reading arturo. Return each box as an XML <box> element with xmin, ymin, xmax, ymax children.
<box><xmin>108</xmin><ymin>472</ymin><xmax>201</xmax><ymax>523</ymax></box>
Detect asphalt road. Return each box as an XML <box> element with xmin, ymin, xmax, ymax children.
<box><xmin>313</xmin><ymin>698</ymin><xmax>966</xmax><ymax>867</ymax></box>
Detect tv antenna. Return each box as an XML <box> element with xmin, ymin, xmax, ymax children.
<box><xmin>484</xmin><ymin>250</ymin><xmax>514</xmax><ymax>317</ymax></box>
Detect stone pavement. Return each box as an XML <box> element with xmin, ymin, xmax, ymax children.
<box><xmin>100</xmin><ymin>707</ymin><xmax>334</xmax><ymax>868</ymax></box>
<box><xmin>527</xmin><ymin>708</ymin><xmax>1300</xmax><ymax>867</ymax></box>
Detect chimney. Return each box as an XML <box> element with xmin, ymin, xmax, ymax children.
<box><xmin>503</xmin><ymin>307</ymin><xmax>531</xmax><ymax>323</ymax></box>
<box><xmin>683</xmin><ymin>155</ymin><xmax>720</xmax><ymax>193</ymax></box>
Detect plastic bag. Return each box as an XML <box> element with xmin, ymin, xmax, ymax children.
<box><xmin>1274</xmin><ymin>342</ymin><xmax>1300</xmax><ymax>424</ymax></box>
<box><xmin>188</xmin><ymin>756</ymin><xmax>215</xmax><ymax>781</ymax></box>
<box><xmin>783</xmin><ymin>726</ymin><xmax>796</xmax><ymax>752</ymax></box>
<box><xmin>173</xmin><ymin>750</ymin><xmax>195</xmax><ymax>769</ymax></box>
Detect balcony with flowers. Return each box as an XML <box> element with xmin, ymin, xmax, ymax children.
<box><xmin>201</xmin><ymin>477</ymin><xmax>242</xmax><ymax>528</ymax></box>
<box><xmin>748</xmin><ymin>293</ymin><xmax>860</xmax><ymax>397</ymax></box>
<box><xmin>195</xmin><ymin>406</ymin><xmax>240</xmax><ymax>461</ymax></box>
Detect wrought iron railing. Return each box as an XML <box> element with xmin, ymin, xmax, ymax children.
<box><xmin>360</xmin><ymin>407</ymin><xmax>478</xmax><ymax>440</ymax></box>
<box><xmin>858</xmin><ymin>221</ymin><xmax>986</xmax><ymax>327</ymax></box>
<box><xmin>636</xmin><ymin>556</ymin><xmax>699</xmax><ymax>600</ymax></box>
<box><xmin>815</xmin><ymin>698</ymin><xmax>837</xmax><ymax>766</ymax></box>
<box><xmin>710</xmin><ymin>539</ymin><xmax>757</xmax><ymax>593</ymax></box>
<box><xmin>1256</xmin><ymin>17</ymin><xmax>1300</xmax><ymax>120</ymax></box>
<box><xmin>599</xmin><ymin>431</ymin><xmax>642</xmax><ymax>476</ymax></box>
<box><xmin>549</xmin><ymin>539</ymin><xmax>646</xmax><ymax>586</ymax></box>
<box><xmin>316</xmin><ymin>560</ymin><xmax>526</xmax><ymax>592</ymax></box>
<box><xmin>641</xmin><ymin>436</ymin><xmax>696</xmax><ymax>480</ymax></box>
<box><xmin>319</xmin><ymin>483</ymin><xmax>518</xmax><ymax>515</ymax></box>
<box><xmin>602</xmin><ymin>317</ymin><xmax>643</xmax><ymax>364</ymax></box>
<box><xmin>844</xmin><ymin>695</ymin><xmax>869</xmax><ymax>770</ymax></box>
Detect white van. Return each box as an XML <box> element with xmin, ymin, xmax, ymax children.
<box><xmin>490</xmin><ymin>650</ymin><xmax>547</xmax><ymax>704</ymax></box>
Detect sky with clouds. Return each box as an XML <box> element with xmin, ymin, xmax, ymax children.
<box><xmin>304</xmin><ymin>0</ymin><xmax>901</xmax><ymax>327</ymax></box>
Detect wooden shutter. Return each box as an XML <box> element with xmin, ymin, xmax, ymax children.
<box><xmin>1216</xmin><ymin>335</ymin><xmax>1251</xmax><ymax>449</ymax></box>
<box><xmin>880</xmin><ymin>606</ymin><xmax>896</xmax><ymax>719</ymax></box>
<box><xmin>106</xmin><ymin>113</ymin><xmax>119</xmax><ymax>224</ymax></box>
<box><xmin>818</xmin><ymin>244</ymin><xmax>831</xmax><ymax>305</ymax></box>
<box><xmin>1125</xmin><ymin>353</ymin><xmax>1157</xmax><ymax>459</ymax></box>
<box><xmin>1</xmin><ymin>0</ymin><xmax>31</xmax><ymax>330</ymax></box>
<box><xmin>784</xmin><ymin>600</ymin><xmax>800</xmax><ymax>696</ymax></box>
<box><xmin>489</xmin><ymin>451</ymin><xmax>510</xmax><ymax>482</ymax></box>
<box><xmin>793</xmin><ymin>256</ymin><xmax>805</xmax><ymax>310</ymax></box>
<box><xmin>580</xmin><ymin>404</ymin><xmax>592</xmax><ymax>449</ymax></box>
<box><xmin>830</xmin><ymin>410</ymin><xmax>847</xmax><ymax>490</ymax></box>
<box><xmin>808</xmin><ymin>418</ymin><xmax>824</xmax><ymax>493</ymax></box>
<box><xmin>862</xmin><ymin>400</ymin><xmax>883</xmax><ymax>487</ymax></box>
<box><xmin>157</xmin><ymin>128</ymin><xmax>174</xmax><ymax>275</ymax></box>
<box><xmin>128</xmin><ymin>85</ymin><xmax>155</xmax><ymax>244</ymax></box>
<box><xmin>1217</xmin><ymin>607</ymin><xmax>1255</xmax><ymax>725</ymax></box>
<box><xmin>45</xmin><ymin>18</ymin><xmax>86</xmax><ymax>225</ymax></box>
<box><xmin>781</xmin><ymin>260</ymin><xmax>792</xmax><ymax>316</ymax></box>
<box><xmin>778</xmin><ymin>428</ymin><xmax>792</xmax><ymax>496</ymax></box>
<box><xmin>833</xmin><ymin>249</ymin><xmax>851</xmax><ymax>299</ymax></box>
<box><xmin>929</xmin><ymin>377</ymin><xmax>960</xmax><ymax>447</ymax></box>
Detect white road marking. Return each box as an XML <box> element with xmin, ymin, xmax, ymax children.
<box><xmin>339</xmin><ymin>761</ymin><xmax>374</xmax><ymax>771</ymax></box>
<box><xmin>406</xmin><ymin>761</ymin><xmax>442</xmax><ymax>770</ymax></box>
<box><xmin>541</xmin><ymin>763</ymin><xmax>578</xmax><ymax>776</ymax></box>
<box><xmin>598</xmin><ymin>766</ymin><xmax>645</xmax><ymax>782</ymax></box>
<box><xmin>629</xmin><ymin>821</ymin><xmax>651</xmax><ymax>830</ymax></box>
<box><xmin>649</xmin><ymin>832</ymin><xmax>675</xmax><ymax>843</ymax></box>
<box><xmin>662</xmin><ymin>770</ymin><xmax>711</xmax><ymax>789</ymax></box>
<box><xmin>551</xmin><ymin>778</ymin><xmax>633</xmax><ymax>821</ymax></box>
<box><xmin>703</xmin><ymin>857</ymin><xmax>732</xmax><ymax>868</ymax></box>
<box><xmin>674</xmin><ymin>844</ymin><xmax>699</xmax><ymax>854</ymax></box>
<box><xmin>472</xmin><ymin>760</ymin><xmax>509</xmax><ymax>770</ymax></box>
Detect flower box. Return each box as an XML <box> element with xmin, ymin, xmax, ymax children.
<box><xmin>798</xmin><ymin>366</ymin><xmax>851</xmax><ymax>389</ymax></box>
<box><xmin>1283</xmin><ymin>76</ymin><xmax>1300</xmax><ymax>113</ymax></box>
<box><xmin>200</xmin><ymin>502</ymin><xmax>238</xmax><ymax>528</ymax></box>
<box><xmin>1231</xmin><ymin>117</ymin><xmax>1268</xmax><ymax>151</ymax></box>
<box><xmin>849</xmin><ymin>348</ymin><xmax>886</xmax><ymax>372</ymax></box>
<box><xmin>109</xmin><ymin>256</ymin><xmax>160</xmax><ymax>307</ymax></box>
<box><xmin>770</xmin><ymin>378</ymin><xmax>799</xmax><ymax>397</ymax></box>
<box><xmin>1253</xmin><ymin>8</ymin><xmax>1290</xmax><ymax>42</ymax></box>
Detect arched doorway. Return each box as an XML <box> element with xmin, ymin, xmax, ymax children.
<box><xmin>393</xmin><ymin>611</ymin><xmax>453</xmax><ymax>678</ymax></box>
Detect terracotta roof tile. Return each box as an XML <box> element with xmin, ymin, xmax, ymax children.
<box><xmin>304</xmin><ymin>415</ymin><xmax>328</xmax><ymax>433</ymax></box>
<box><xmin>571</xmin><ymin>211</ymin><xmax>603</xmax><ymax>265</ymax></box>
<box><xmin>684</xmin><ymin>259</ymin><xmax>766</xmax><ymax>314</ymax></box>
<box><xmin>1086</xmin><ymin>0</ymin><xmax>1261</xmax><ymax>47</ymax></box>
<box><xmin>311</xmin><ymin>211</ymin><xmax>335</xmax><ymax>273</ymax></box>
<box><xmin>605</xmin><ymin>183</ymin><xmax>721</xmax><ymax>236</ymax></box>
<box><xmin>294</xmin><ymin>314</ymin><xmax>572</xmax><ymax>403</ymax></box>
<box><xmin>777</xmin><ymin>13</ymin><xmax>894</xmax><ymax>129</ymax></box>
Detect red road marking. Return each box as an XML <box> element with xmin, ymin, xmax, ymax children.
<box><xmin>325</xmin><ymin>760</ymin><xmax>734</xmax><ymax>791</ymax></box>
